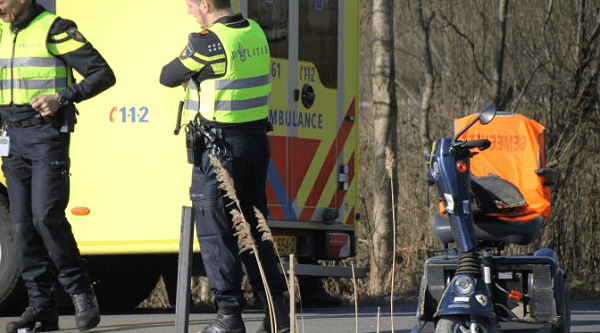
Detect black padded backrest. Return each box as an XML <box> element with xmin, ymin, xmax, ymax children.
<box><xmin>432</xmin><ymin>211</ymin><xmax>543</xmax><ymax>246</ymax></box>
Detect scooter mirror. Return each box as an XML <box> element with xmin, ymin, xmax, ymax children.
<box><xmin>452</xmin><ymin>104</ymin><xmax>497</xmax><ymax>142</ymax></box>
<box><xmin>479</xmin><ymin>104</ymin><xmax>497</xmax><ymax>125</ymax></box>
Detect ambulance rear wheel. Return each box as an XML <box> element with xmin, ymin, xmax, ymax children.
<box><xmin>435</xmin><ymin>316</ymin><xmax>501</xmax><ymax>333</ymax></box>
<box><xmin>0</xmin><ymin>198</ymin><xmax>27</xmax><ymax>314</ymax></box>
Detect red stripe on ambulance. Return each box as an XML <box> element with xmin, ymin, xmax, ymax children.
<box><xmin>299</xmin><ymin>98</ymin><xmax>356</xmax><ymax>221</ymax></box>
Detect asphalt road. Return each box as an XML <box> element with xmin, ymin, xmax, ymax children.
<box><xmin>1</xmin><ymin>300</ymin><xmax>598</xmax><ymax>333</ymax></box>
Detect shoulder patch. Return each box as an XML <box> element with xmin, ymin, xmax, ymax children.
<box><xmin>189</xmin><ymin>32</ymin><xmax>224</xmax><ymax>57</ymax></box>
<box><xmin>66</xmin><ymin>27</ymin><xmax>87</xmax><ymax>43</ymax></box>
<box><xmin>179</xmin><ymin>43</ymin><xmax>194</xmax><ymax>59</ymax></box>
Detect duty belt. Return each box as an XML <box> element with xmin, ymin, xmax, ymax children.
<box><xmin>208</xmin><ymin>126</ymin><xmax>267</xmax><ymax>139</ymax></box>
<box><xmin>185</xmin><ymin>120</ymin><xmax>270</xmax><ymax>164</ymax></box>
<box><xmin>3</xmin><ymin>114</ymin><xmax>48</xmax><ymax>127</ymax></box>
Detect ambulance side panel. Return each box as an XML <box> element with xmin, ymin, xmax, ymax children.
<box><xmin>50</xmin><ymin>0</ymin><xmax>359</xmax><ymax>259</ymax></box>
<box><xmin>55</xmin><ymin>1</ymin><xmax>197</xmax><ymax>254</ymax></box>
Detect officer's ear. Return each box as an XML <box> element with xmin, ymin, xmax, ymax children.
<box><xmin>200</xmin><ymin>0</ymin><xmax>212</xmax><ymax>13</ymax></box>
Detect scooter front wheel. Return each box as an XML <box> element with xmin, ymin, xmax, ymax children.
<box><xmin>435</xmin><ymin>316</ymin><xmax>501</xmax><ymax>333</ymax></box>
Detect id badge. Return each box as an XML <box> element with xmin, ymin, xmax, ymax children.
<box><xmin>0</xmin><ymin>135</ymin><xmax>9</xmax><ymax>157</ymax></box>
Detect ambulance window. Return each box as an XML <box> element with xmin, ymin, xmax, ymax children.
<box><xmin>247</xmin><ymin>1</ymin><xmax>289</xmax><ymax>59</ymax></box>
<box><xmin>299</xmin><ymin>0</ymin><xmax>338</xmax><ymax>89</ymax></box>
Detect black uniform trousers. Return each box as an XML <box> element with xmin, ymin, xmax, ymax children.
<box><xmin>190</xmin><ymin>121</ymin><xmax>287</xmax><ymax>310</ymax></box>
<box><xmin>2</xmin><ymin>122</ymin><xmax>91</xmax><ymax>308</ymax></box>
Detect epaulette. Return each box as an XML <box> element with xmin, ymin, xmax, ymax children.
<box><xmin>188</xmin><ymin>30</ymin><xmax>224</xmax><ymax>57</ymax></box>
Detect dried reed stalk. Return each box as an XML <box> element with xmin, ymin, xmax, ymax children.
<box><xmin>377</xmin><ymin>306</ymin><xmax>381</xmax><ymax>333</ymax></box>
<box><xmin>352</xmin><ymin>264</ymin><xmax>358</xmax><ymax>333</ymax></box>
<box><xmin>289</xmin><ymin>254</ymin><xmax>296</xmax><ymax>333</ymax></box>
<box><xmin>385</xmin><ymin>146</ymin><xmax>396</xmax><ymax>333</ymax></box>
<box><xmin>209</xmin><ymin>155</ymin><xmax>277</xmax><ymax>332</ymax></box>
<box><xmin>256</xmin><ymin>207</ymin><xmax>301</xmax><ymax>332</ymax></box>
<box><xmin>256</xmin><ymin>207</ymin><xmax>296</xmax><ymax>293</ymax></box>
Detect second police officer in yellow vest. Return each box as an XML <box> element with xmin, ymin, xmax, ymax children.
<box><xmin>160</xmin><ymin>0</ymin><xmax>289</xmax><ymax>332</ymax></box>
<box><xmin>0</xmin><ymin>0</ymin><xmax>115</xmax><ymax>332</ymax></box>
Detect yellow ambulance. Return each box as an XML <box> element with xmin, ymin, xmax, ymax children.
<box><xmin>0</xmin><ymin>0</ymin><xmax>360</xmax><ymax>311</ymax></box>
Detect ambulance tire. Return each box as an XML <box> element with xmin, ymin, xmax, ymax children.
<box><xmin>0</xmin><ymin>197</ymin><xmax>27</xmax><ymax>314</ymax></box>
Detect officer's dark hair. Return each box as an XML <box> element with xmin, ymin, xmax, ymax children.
<box><xmin>192</xmin><ymin>0</ymin><xmax>231</xmax><ymax>10</ymax></box>
<box><xmin>212</xmin><ymin>0</ymin><xmax>231</xmax><ymax>10</ymax></box>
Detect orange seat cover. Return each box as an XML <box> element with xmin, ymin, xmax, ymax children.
<box><xmin>455</xmin><ymin>113</ymin><xmax>551</xmax><ymax>222</ymax></box>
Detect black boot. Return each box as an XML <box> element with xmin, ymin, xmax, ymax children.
<box><xmin>5</xmin><ymin>306</ymin><xmax>59</xmax><ymax>333</ymax></box>
<box><xmin>202</xmin><ymin>308</ymin><xmax>246</xmax><ymax>333</ymax></box>
<box><xmin>71</xmin><ymin>290</ymin><xmax>100</xmax><ymax>332</ymax></box>
<box><xmin>256</xmin><ymin>293</ymin><xmax>290</xmax><ymax>333</ymax></box>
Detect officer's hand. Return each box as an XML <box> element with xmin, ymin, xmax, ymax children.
<box><xmin>30</xmin><ymin>93</ymin><xmax>61</xmax><ymax>117</ymax></box>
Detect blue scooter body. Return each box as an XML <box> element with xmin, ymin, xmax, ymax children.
<box><xmin>429</xmin><ymin>138</ymin><xmax>479</xmax><ymax>254</ymax></box>
<box><xmin>427</xmin><ymin>138</ymin><xmax>497</xmax><ymax>321</ymax></box>
<box><xmin>434</xmin><ymin>274</ymin><xmax>496</xmax><ymax>318</ymax></box>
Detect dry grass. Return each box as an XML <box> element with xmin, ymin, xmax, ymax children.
<box><xmin>209</xmin><ymin>155</ymin><xmax>279</xmax><ymax>331</ymax></box>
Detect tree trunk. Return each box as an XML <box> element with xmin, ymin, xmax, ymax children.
<box><xmin>416</xmin><ymin>0</ymin><xmax>433</xmax><ymax>159</ymax></box>
<box><xmin>368</xmin><ymin>0</ymin><xmax>396</xmax><ymax>296</ymax></box>
<box><xmin>493</xmin><ymin>0</ymin><xmax>510</xmax><ymax>109</ymax></box>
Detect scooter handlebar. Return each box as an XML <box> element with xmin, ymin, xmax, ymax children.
<box><xmin>456</xmin><ymin>139</ymin><xmax>491</xmax><ymax>151</ymax></box>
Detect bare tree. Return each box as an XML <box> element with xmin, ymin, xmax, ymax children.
<box><xmin>493</xmin><ymin>0</ymin><xmax>510</xmax><ymax>109</ymax></box>
<box><xmin>368</xmin><ymin>0</ymin><xmax>397</xmax><ymax>296</ymax></box>
<box><xmin>353</xmin><ymin>0</ymin><xmax>600</xmax><ymax>297</ymax></box>
<box><xmin>542</xmin><ymin>0</ymin><xmax>600</xmax><ymax>284</ymax></box>
<box><xmin>416</xmin><ymin>0</ymin><xmax>434</xmax><ymax>158</ymax></box>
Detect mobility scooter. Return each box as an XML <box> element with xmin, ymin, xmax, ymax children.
<box><xmin>411</xmin><ymin>105</ymin><xmax>569</xmax><ymax>333</ymax></box>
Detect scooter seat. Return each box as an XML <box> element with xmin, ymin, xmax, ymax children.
<box><xmin>431</xmin><ymin>211</ymin><xmax>543</xmax><ymax>246</ymax></box>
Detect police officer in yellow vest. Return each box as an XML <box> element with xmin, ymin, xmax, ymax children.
<box><xmin>0</xmin><ymin>0</ymin><xmax>115</xmax><ymax>332</ymax></box>
<box><xmin>160</xmin><ymin>1</ymin><xmax>289</xmax><ymax>332</ymax></box>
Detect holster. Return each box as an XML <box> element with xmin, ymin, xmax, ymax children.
<box><xmin>55</xmin><ymin>103</ymin><xmax>78</xmax><ymax>133</ymax></box>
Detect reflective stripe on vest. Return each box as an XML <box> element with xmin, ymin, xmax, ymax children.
<box><xmin>182</xmin><ymin>19</ymin><xmax>271</xmax><ymax>124</ymax></box>
<box><xmin>0</xmin><ymin>11</ymin><xmax>72</xmax><ymax>105</ymax></box>
<box><xmin>182</xmin><ymin>79</ymin><xmax>200</xmax><ymax>123</ymax></box>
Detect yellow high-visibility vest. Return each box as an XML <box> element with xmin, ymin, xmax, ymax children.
<box><xmin>0</xmin><ymin>11</ymin><xmax>75</xmax><ymax>105</ymax></box>
<box><xmin>182</xmin><ymin>19</ymin><xmax>271</xmax><ymax>124</ymax></box>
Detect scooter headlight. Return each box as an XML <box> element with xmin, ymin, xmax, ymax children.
<box><xmin>454</xmin><ymin>275</ymin><xmax>474</xmax><ymax>295</ymax></box>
